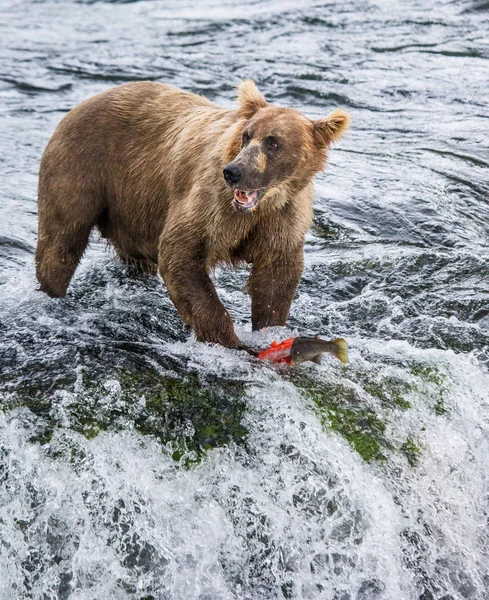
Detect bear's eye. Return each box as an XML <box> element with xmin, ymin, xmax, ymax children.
<box><xmin>242</xmin><ymin>131</ymin><xmax>251</xmax><ymax>146</ymax></box>
<box><xmin>266</xmin><ymin>136</ymin><xmax>280</xmax><ymax>151</ymax></box>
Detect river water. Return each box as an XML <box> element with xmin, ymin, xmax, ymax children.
<box><xmin>1</xmin><ymin>1</ymin><xmax>488</xmax><ymax>599</ymax></box>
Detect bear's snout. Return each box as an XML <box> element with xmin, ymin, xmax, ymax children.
<box><xmin>223</xmin><ymin>163</ymin><xmax>242</xmax><ymax>187</ymax></box>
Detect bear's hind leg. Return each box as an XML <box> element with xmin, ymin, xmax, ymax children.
<box><xmin>36</xmin><ymin>220</ymin><xmax>93</xmax><ymax>298</ymax></box>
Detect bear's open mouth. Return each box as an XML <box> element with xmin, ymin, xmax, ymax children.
<box><xmin>233</xmin><ymin>189</ymin><xmax>260</xmax><ymax>212</ymax></box>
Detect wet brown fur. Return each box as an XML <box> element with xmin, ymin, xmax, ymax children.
<box><xmin>36</xmin><ymin>79</ymin><xmax>350</xmax><ymax>348</ymax></box>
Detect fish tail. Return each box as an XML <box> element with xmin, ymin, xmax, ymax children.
<box><xmin>331</xmin><ymin>338</ymin><xmax>349</xmax><ymax>364</ymax></box>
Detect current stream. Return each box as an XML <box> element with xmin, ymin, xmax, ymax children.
<box><xmin>1</xmin><ymin>0</ymin><xmax>489</xmax><ymax>598</ymax></box>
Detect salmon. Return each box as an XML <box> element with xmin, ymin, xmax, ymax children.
<box><xmin>257</xmin><ymin>336</ymin><xmax>348</xmax><ymax>365</ymax></box>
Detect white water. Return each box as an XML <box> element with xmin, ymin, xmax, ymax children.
<box><xmin>1</xmin><ymin>263</ymin><xmax>488</xmax><ymax>598</ymax></box>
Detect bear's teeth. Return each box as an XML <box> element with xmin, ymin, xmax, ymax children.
<box><xmin>234</xmin><ymin>189</ymin><xmax>258</xmax><ymax>209</ymax></box>
<box><xmin>234</xmin><ymin>190</ymin><xmax>250</xmax><ymax>203</ymax></box>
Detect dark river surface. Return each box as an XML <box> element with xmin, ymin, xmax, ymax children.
<box><xmin>1</xmin><ymin>1</ymin><xmax>489</xmax><ymax>598</ymax></box>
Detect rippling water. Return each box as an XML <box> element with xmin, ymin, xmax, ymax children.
<box><xmin>1</xmin><ymin>1</ymin><xmax>488</xmax><ymax>598</ymax></box>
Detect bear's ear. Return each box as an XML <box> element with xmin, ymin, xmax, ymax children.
<box><xmin>312</xmin><ymin>108</ymin><xmax>351</xmax><ymax>147</ymax></box>
<box><xmin>237</xmin><ymin>79</ymin><xmax>267</xmax><ymax>119</ymax></box>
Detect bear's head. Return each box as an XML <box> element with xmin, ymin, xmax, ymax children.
<box><xmin>223</xmin><ymin>79</ymin><xmax>350</xmax><ymax>213</ymax></box>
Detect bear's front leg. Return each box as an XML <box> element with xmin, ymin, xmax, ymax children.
<box><xmin>247</xmin><ymin>245</ymin><xmax>304</xmax><ymax>331</ymax></box>
<box><xmin>159</xmin><ymin>236</ymin><xmax>240</xmax><ymax>349</ymax></box>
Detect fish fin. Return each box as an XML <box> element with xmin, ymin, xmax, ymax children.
<box><xmin>331</xmin><ymin>338</ymin><xmax>349</xmax><ymax>364</ymax></box>
<box><xmin>311</xmin><ymin>355</ymin><xmax>322</xmax><ymax>365</ymax></box>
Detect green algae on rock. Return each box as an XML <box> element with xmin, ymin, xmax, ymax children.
<box><xmin>1</xmin><ymin>367</ymin><xmax>248</xmax><ymax>466</ymax></box>
<box><xmin>288</xmin><ymin>358</ymin><xmax>452</xmax><ymax>465</ymax></box>
<box><xmin>290</xmin><ymin>377</ymin><xmax>388</xmax><ymax>462</ymax></box>
<box><xmin>400</xmin><ymin>437</ymin><xmax>422</xmax><ymax>467</ymax></box>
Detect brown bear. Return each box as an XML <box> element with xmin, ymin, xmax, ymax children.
<box><xmin>35</xmin><ymin>80</ymin><xmax>350</xmax><ymax>349</ymax></box>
